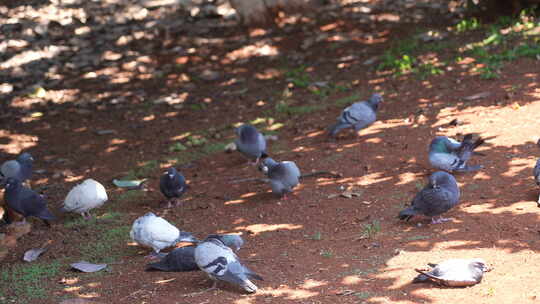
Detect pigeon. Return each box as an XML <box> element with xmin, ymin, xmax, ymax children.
<box><xmin>160</xmin><ymin>167</ymin><xmax>188</xmax><ymax>208</ymax></box>
<box><xmin>146</xmin><ymin>245</ymin><xmax>199</xmax><ymax>272</ymax></box>
<box><xmin>234</xmin><ymin>124</ymin><xmax>267</xmax><ymax>165</ymax></box>
<box><xmin>398</xmin><ymin>171</ymin><xmax>460</xmax><ymax>224</ymax></box>
<box><xmin>61</xmin><ymin>179</ymin><xmax>108</xmax><ymax>219</ymax></box>
<box><xmin>146</xmin><ymin>234</ymin><xmax>245</xmax><ymax>272</ymax></box>
<box><xmin>259</xmin><ymin>158</ymin><xmax>301</xmax><ymax>199</ymax></box>
<box><xmin>328</xmin><ymin>93</ymin><xmax>383</xmax><ymax>137</ymax></box>
<box><xmin>428</xmin><ymin>134</ymin><xmax>484</xmax><ymax>172</ymax></box>
<box><xmin>194</xmin><ymin>236</ymin><xmax>263</xmax><ymax>293</ymax></box>
<box><xmin>3</xmin><ymin>177</ymin><xmax>55</xmax><ymax>226</ymax></box>
<box><xmin>534</xmin><ymin>139</ymin><xmax>540</xmax><ymax>205</ymax></box>
<box><xmin>413</xmin><ymin>258</ymin><xmax>489</xmax><ymax>287</ymax></box>
<box><xmin>0</xmin><ymin>152</ymin><xmax>34</xmax><ymax>184</ymax></box>
<box><xmin>130</xmin><ymin>212</ymin><xmax>198</xmax><ymax>258</ymax></box>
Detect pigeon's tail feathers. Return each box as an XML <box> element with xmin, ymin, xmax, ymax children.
<box><xmin>454</xmin><ymin>164</ymin><xmax>483</xmax><ymax>172</ymax></box>
<box><xmin>146</xmin><ymin>261</ymin><xmax>168</xmax><ymax>271</ymax></box>
<box><xmin>413</xmin><ymin>269</ymin><xmax>446</xmax><ymax>286</ymax></box>
<box><xmin>398</xmin><ymin>207</ymin><xmax>416</xmax><ymax>221</ymax></box>
<box><xmin>412</xmin><ymin>273</ymin><xmax>430</xmax><ymax>283</ymax></box>
<box><xmin>472</xmin><ymin>138</ymin><xmax>485</xmax><ymax>150</ymax></box>
<box><xmin>176</xmin><ymin>232</ymin><xmax>199</xmax><ymax>244</ymax></box>
<box><xmin>241</xmin><ymin>280</ymin><xmax>258</xmax><ymax>293</ymax></box>
<box><xmin>247</xmin><ymin>272</ymin><xmax>264</xmax><ymax>281</ymax></box>
<box><xmin>328</xmin><ymin>122</ymin><xmax>349</xmax><ymax>137</ymax></box>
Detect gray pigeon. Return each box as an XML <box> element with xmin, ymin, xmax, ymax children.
<box><xmin>534</xmin><ymin>139</ymin><xmax>540</xmax><ymax>204</ymax></box>
<box><xmin>398</xmin><ymin>171</ymin><xmax>460</xmax><ymax>224</ymax></box>
<box><xmin>146</xmin><ymin>234</ymin><xmax>244</xmax><ymax>272</ymax></box>
<box><xmin>130</xmin><ymin>212</ymin><xmax>198</xmax><ymax>257</ymax></box>
<box><xmin>3</xmin><ymin>177</ymin><xmax>55</xmax><ymax>226</ymax></box>
<box><xmin>413</xmin><ymin>258</ymin><xmax>489</xmax><ymax>287</ymax></box>
<box><xmin>259</xmin><ymin>158</ymin><xmax>301</xmax><ymax>198</ymax></box>
<box><xmin>234</xmin><ymin>124</ymin><xmax>267</xmax><ymax>165</ymax></box>
<box><xmin>194</xmin><ymin>236</ymin><xmax>263</xmax><ymax>293</ymax></box>
<box><xmin>159</xmin><ymin>167</ymin><xmax>187</xmax><ymax>208</ymax></box>
<box><xmin>0</xmin><ymin>152</ymin><xmax>34</xmax><ymax>183</ymax></box>
<box><xmin>328</xmin><ymin>93</ymin><xmax>382</xmax><ymax>137</ymax></box>
<box><xmin>429</xmin><ymin>134</ymin><xmax>484</xmax><ymax>172</ymax></box>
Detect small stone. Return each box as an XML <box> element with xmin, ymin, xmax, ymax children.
<box><xmin>199</xmin><ymin>69</ymin><xmax>220</xmax><ymax>81</ymax></box>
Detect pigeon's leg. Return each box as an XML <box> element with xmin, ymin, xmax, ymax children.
<box><xmin>173</xmin><ymin>198</ymin><xmax>182</xmax><ymax>207</ymax></box>
<box><xmin>183</xmin><ymin>280</ymin><xmax>218</xmax><ymax>297</ymax></box>
<box><xmin>15</xmin><ymin>217</ymin><xmax>27</xmax><ymax>226</ymax></box>
<box><xmin>430</xmin><ymin>216</ymin><xmax>452</xmax><ymax>224</ymax></box>
<box><xmin>165</xmin><ymin>200</ymin><xmax>173</xmax><ymax>209</ymax></box>
<box><xmin>83</xmin><ymin>212</ymin><xmax>92</xmax><ymax>220</ymax></box>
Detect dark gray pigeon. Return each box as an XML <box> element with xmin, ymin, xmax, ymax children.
<box><xmin>234</xmin><ymin>124</ymin><xmax>267</xmax><ymax>165</ymax></box>
<box><xmin>398</xmin><ymin>171</ymin><xmax>460</xmax><ymax>224</ymax></box>
<box><xmin>3</xmin><ymin>177</ymin><xmax>55</xmax><ymax>226</ymax></box>
<box><xmin>194</xmin><ymin>236</ymin><xmax>263</xmax><ymax>293</ymax></box>
<box><xmin>146</xmin><ymin>245</ymin><xmax>199</xmax><ymax>272</ymax></box>
<box><xmin>160</xmin><ymin>167</ymin><xmax>187</xmax><ymax>208</ymax></box>
<box><xmin>428</xmin><ymin>134</ymin><xmax>484</xmax><ymax>172</ymax></box>
<box><xmin>146</xmin><ymin>234</ymin><xmax>244</xmax><ymax>272</ymax></box>
<box><xmin>259</xmin><ymin>158</ymin><xmax>301</xmax><ymax>199</ymax></box>
<box><xmin>413</xmin><ymin>258</ymin><xmax>489</xmax><ymax>287</ymax></box>
<box><xmin>328</xmin><ymin>93</ymin><xmax>382</xmax><ymax>137</ymax></box>
<box><xmin>0</xmin><ymin>152</ymin><xmax>33</xmax><ymax>183</ymax></box>
<box><xmin>534</xmin><ymin>139</ymin><xmax>540</xmax><ymax>204</ymax></box>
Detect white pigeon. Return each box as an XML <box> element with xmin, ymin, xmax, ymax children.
<box><xmin>130</xmin><ymin>212</ymin><xmax>198</xmax><ymax>258</ymax></box>
<box><xmin>61</xmin><ymin>179</ymin><xmax>108</xmax><ymax>219</ymax></box>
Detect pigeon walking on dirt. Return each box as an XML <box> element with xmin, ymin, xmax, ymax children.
<box><xmin>398</xmin><ymin>171</ymin><xmax>460</xmax><ymax>224</ymax></box>
<box><xmin>146</xmin><ymin>234</ymin><xmax>244</xmax><ymax>272</ymax></box>
<box><xmin>429</xmin><ymin>134</ymin><xmax>484</xmax><ymax>172</ymax></box>
<box><xmin>259</xmin><ymin>158</ymin><xmax>301</xmax><ymax>199</ymax></box>
<box><xmin>130</xmin><ymin>212</ymin><xmax>198</xmax><ymax>258</ymax></box>
<box><xmin>413</xmin><ymin>258</ymin><xmax>489</xmax><ymax>287</ymax></box>
<box><xmin>160</xmin><ymin>167</ymin><xmax>187</xmax><ymax>208</ymax></box>
<box><xmin>61</xmin><ymin>179</ymin><xmax>108</xmax><ymax>219</ymax></box>
<box><xmin>327</xmin><ymin>93</ymin><xmax>382</xmax><ymax>137</ymax></box>
<box><xmin>234</xmin><ymin>124</ymin><xmax>267</xmax><ymax>165</ymax></box>
<box><xmin>0</xmin><ymin>152</ymin><xmax>34</xmax><ymax>184</ymax></box>
<box><xmin>533</xmin><ymin>139</ymin><xmax>540</xmax><ymax>205</ymax></box>
<box><xmin>3</xmin><ymin>177</ymin><xmax>55</xmax><ymax>226</ymax></box>
<box><xmin>194</xmin><ymin>235</ymin><xmax>263</xmax><ymax>293</ymax></box>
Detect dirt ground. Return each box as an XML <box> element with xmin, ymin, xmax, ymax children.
<box><xmin>1</xmin><ymin>1</ymin><xmax>540</xmax><ymax>303</ymax></box>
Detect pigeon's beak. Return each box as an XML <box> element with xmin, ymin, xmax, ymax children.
<box><xmin>168</xmin><ymin>174</ymin><xmax>174</xmax><ymax>178</ymax></box>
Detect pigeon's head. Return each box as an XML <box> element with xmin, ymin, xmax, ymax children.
<box><xmin>143</xmin><ymin>212</ymin><xmax>156</xmax><ymax>218</ymax></box>
<box><xmin>368</xmin><ymin>93</ymin><xmax>383</xmax><ymax>110</ymax></box>
<box><xmin>259</xmin><ymin>157</ymin><xmax>278</xmax><ymax>174</ymax></box>
<box><xmin>166</xmin><ymin>167</ymin><xmax>177</xmax><ymax>179</ymax></box>
<box><xmin>211</xmin><ymin>234</ymin><xmax>244</xmax><ymax>251</ymax></box>
<box><xmin>429</xmin><ymin>171</ymin><xmax>454</xmax><ymax>189</ymax></box>
<box><xmin>4</xmin><ymin>177</ymin><xmax>21</xmax><ymax>190</ymax></box>
<box><xmin>470</xmin><ymin>258</ymin><xmax>489</xmax><ymax>273</ymax></box>
<box><xmin>17</xmin><ymin>152</ymin><xmax>34</xmax><ymax>164</ymax></box>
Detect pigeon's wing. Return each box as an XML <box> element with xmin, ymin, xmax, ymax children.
<box><xmin>63</xmin><ymin>184</ymin><xmax>84</xmax><ymax>212</ymax></box>
<box><xmin>1</xmin><ymin>160</ymin><xmax>21</xmax><ymax>180</ymax></box>
<box><xmin>147</xmin><ymin>246</ymin><xmax>199</xmax><ymax>271</ymax></box>
<box><xmin>17</xmin><ymin>188</ymin><xmax>55</xmax><ymax>220</ymax></box>
<box><xmin>412</xmin><ymin>187</ymin><xmax>456</xmax><ymax>217</ymax></box>
<box><xmin>220</xmin><ymin>260</ymin><xmax>259</xmax><ymax>292</ymax></box>
<box><xmin>256</xmin><ymin>133</ymin><xmax>267</xmax><ymax>155</ymax></box>
<box><xmin>341</xmin><ymin>102</ymin><xmax>376</xmax><ymax>131</ymax></box>
<box><xmin>534</xmin><ymin>159</ymin><xmax>540</xmax><ymax>184</ymax></box>
<box><xmin>147</xmin><ymin>217</ymin><xmax>180</xmax><ymax>244</ymax></box>
<box><xmin>444</xmin><ymin>137</ymin><xmax>463</xmax><ymax>151</ymax></box>
<box><xmin>268</xmin><ymin>162</ymin><xmax>300</xmax><ymax>185</ymax></box>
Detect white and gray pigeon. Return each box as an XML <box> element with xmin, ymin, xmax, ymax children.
<box><xmin>328</xmin><ymin>93</ymin><xmax>382</xmax><ymax>137</ymax></box>
<box><xmin>146</xmin><ymin>234</ymin><xmax>245</xmax><ymax>272</ymax></box>
<box><xmin>61</xmin><ymin>179</ymin><xmax>108</xmax><ymax>219</ymax></box>
<box><xmin>3</xmin><ymin>177</ymin><xmax>55</xmax><ymax>226</ymax></box>
<box><xmin>429</xmin><ymin>134</ymin><xmax>484</xmax><ymax>172</ymax></box>
<box><xmin>259</xmin><ymin>158</ymin><xmax>301</xmax><ymax>199</ymax></box>
<box><xmin>234</xmin><ymin>124</ymin><xmax>267</xmax><ymax>165</ymax></box>
<box><xmin>398</xmin><ymin>171</ymin><xmax>460</xmax><ymax>224</ymax></box>
<box><xmin>413</xmin><ymin>258</ymin><xmax>489</xmax><ymax>287</ymax></box>
<box><xmin>194</xmin><ymin>235</ymin><xmax>263</xmax><ymax>293</ymax></box>
<box><xmin>0</xmin><ymin>152</ymin><xmax>34</xmax><ymax>183</ymax></box>
<box><xmin>534</xmin><ymin>158</ymin><xmax>540</xmax><ymax>205</ymax></box>
<box><xmin>130</xmin><ymin>212</ymin><xmax>198</xmax><ymax>257</ymax></box>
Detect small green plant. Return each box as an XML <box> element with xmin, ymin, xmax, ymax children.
<box><xmin>201</xmin><ymin>142</ymin><xmax>227</xmax><ymax>154</ymax></box>
<box><xmin>417</xmin><ymin>63</ymin><xmax>445</xmax><ymax>79</ymax></box>
<box><xmin>354</xmin><ymin>291</ymin><xmax>371</xmax><ymax>300</ymax></box>
<box><xmin>116</xmin><ymin>190</ymin><xmax>145</xmax><ymax>202</ymax></box>
<box><xmin>361</xmin><ymin>220</ymin><xmax>381</xmax><ymax>238</ymax></box>
<box><xmin>335</xmin><ymin>94</ymin><xmax>361</xmax><ymax>106</ymax></box>
<box><xmin>275</xmin><ymin>102</ymin><xmax>323</xmax><ymax>115</ymax></box>
<box><xmin>0</xmin><ymin>261</ymin><xmax>61</xmax><ymax>300</ymax></box>
<box><xmin>189</xmin><ymin>103</ymin><xmax>207</xmax><ymax>111</ymax></box>
<box><xmin>284</xmin><ymin>66</ymin><xmax>311</xmax><ymax>88</ymax></box>
<box><xmin>169</xmin><ymin>142</ymin><xmax>187</xmax><ymax>152</ymax></box>
<box><xmin>320</xmin><ymin>250</ymin><xmax>333</xmax><ymax>258</ymax></box>
<box><xmin>307</xmin><ymin>231</ymin><xmax>322</xmax><ymax>240</ymax></box>
<box><xmin>406</xmin><ymin>235</ymin><xmax>430</xmax><ymax>241</ymax></box>
<box><xmin>456</xmin><ymin>17</ymin><xmax>480</xmax><ymax>33</ymax></box>
<box><xmin>79</xmin><ymin>225</ymin><xmax>131</xmax><ymax>263</ymax></box>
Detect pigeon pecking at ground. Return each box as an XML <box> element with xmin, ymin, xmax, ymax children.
<box><xmin>327</xmin><ymin>93</ymin><xmax>382</xmax><ymax>138</ymax></box>
<box><xmin>160</xmin><ymin>167</ymin><xmax>187</xmax><ymax>208</ymax></box>
<box><xmin>0</xmin><ymin>152</ymin><xmax>34</xmax><ymax>184</ymax></box>
<box><xmin>413</xmin><ymin>258</ymin><xmax>489</xmax><ymax>287</ymax></box>
<box><xmin>3</xmin><ymin>177</ymin><xmax>55</xmax><ymax>226</ymax></box>
<box><xmin>398</xmin><ymin>171</ymin><xmax>460</xmax><ymax>224</ymax></box>
<box><xmin>259</xmin><ymin>157</ymin><xmax>301</xmax><ymax>199</ymax></box>
<box><xmin>61</xmin><ymin>178</ymin><xmax>108</xmax><ymax>219</ymax></box>
<box><xmin>130</xmin><ymin>212</ymin><xmax>198</xmax><ymax>258</ymax></box>
<box><xmin>534</xmin><ymin>158</ymin><xmax>540</xmax><ymax>205</ymax></box>
<box><xmin>428</xmin><ymin>134</ymin><xmax>484</xmax><ymax>172</ymax></box>
<box><xmin>146</xmin><ymin>234</ymin><xmax>245</xmax><ymax>272</ymax></box>
<box><xmin>194</xmin><ymin>235</ymin><xmax>263</xmax><ymax>293</ymax></box>
<box><xmin>234</xmin><ymin>124</ymin><xmax>267</xmax><ymax>165</ymax></box>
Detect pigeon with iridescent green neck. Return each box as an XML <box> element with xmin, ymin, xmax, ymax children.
<box><xmin>428</xmin><ymin>134</ymin><xmax>484</xmax><ymax>172</ymax></box>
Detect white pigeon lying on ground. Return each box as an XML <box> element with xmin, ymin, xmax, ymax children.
<box><xmin>61</xmin><ymin>179</ymin><xmax>108</xmax><ymax>219</ymax></box>
<box><xmin>130</xmin><ymin>212</ymin><xmax>198</xmax><ymax>258</ymax></box>
<box><xmin>413</xmin><ymin>258</ymin><xmax>489</xmax><ymax>287</ymax></box>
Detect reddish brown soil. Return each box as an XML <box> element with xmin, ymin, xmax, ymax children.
<box><xmin>1</xmin><ymin>2</ymin><xmax>540</xmax><ymax>304</ymax></box>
